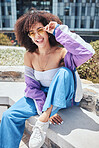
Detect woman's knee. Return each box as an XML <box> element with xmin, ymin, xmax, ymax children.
<box><xmin>58</xmin><ymin>67</ymin><xmax>73</xmax><ymax>79</ymax></box>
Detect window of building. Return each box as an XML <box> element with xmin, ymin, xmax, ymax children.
<box><xmin>65</xmin><ymin>18</ymin><xmax>71</xmax><ymax>27</ymax></box>
<box><xmin>82</xmin><ymin>6</ymin><xmax>85</xmax><ymax>16</ymax></box>
<box><xmin>95</xmin><ymin>6</ymin><xmax>99</xmax><ymax>16</ymax></box>
<box><xmin>64</xmin><ymin>0</ymin><xmax>68</xmax><ymax>2</ymax></box>
<box><xmin>7</xmin><ymin>6</ymin><xmax>11</xmax><ymax>15</ymax></box>
<box><xmin>92</xmin><ymin>0</ymin><xmax>95</xmax><ymax>3</ymax></box>
<box><xmin>82</xmin><ymin>0</ymin><xmax>86</xmax><ymax>3</ymax></box>
<box><xmin>1</xmin><ymin>6</ymin><xmax>5</xmax><ymax>16</ymax></box>
<box><xmin>64</xmin><ymin>7</ymin><xmax>70</xmax><ymax>15</ymax></box>
<box><xmin>86</xmin><ymin>0</ymin><xmax>90</xmax><ymax>2</ymax></box>
<box><xmin>5</xmin><ymin>0</ymin><xmax>11</xmax><ymax>2</ymax></box>
<box><xmin>87</xmin><ymin>6</ymin><xmax>91</xmax><ymax>16</ymax></box>
<box><xmin>16</xmin><ymin>0</ymin><xmax>52</xmax><ymax>18</ymax></box>
<box><xmin>64</xmin><ymin>3</ymin><xmax>70</xmax><ymax>16</ymax></box>
<box><xmin>76</xmin><ymin>0</ymin><xmax>81</xmax><ymax>2</ymax></box>
<box><xmin>0</xmin><ymin>21</ymin><xmax>1</xmax><ymax>28</ymax></box>
<box><xmin>2</xmin><ymin>19</ymin><xmax>10</xmax><ymax>27</ymax></box>
<box><xmin>35</xmin><ymin>0</ymin><xmax>52</xmax><ymax>12</ymax></box>
<box><xmin>95</xmin><ymin>20</ymin><xmax>99</xmax><ymax>29</ymax></box>
<box><xmin>71</xmin><ymin>6</ymin><xmax>75</xmax><ymax>16</ymax></box>
<box><xmin>81</xmin><ymin>19</ymin><xmax>86</xmax><ymax>28</ymax></box>
<box><xmin>1</xmin><ymin>0</ymin><xmax>11</xmax><ymax>2</ymax></box>
<box><xmin>75</xmin><ymin>6</ymin><xmax>80</xmax><ymax>16</ymax></box>
<box><xmin>70</xmin><ymin>0</ymin><xmax>74</xmax><ymax>2</ymax></box>
<box><xmin>75</xmin><ymin>18</ymin><xmax>79</xmax><ymax>28</ymax></box>
<box><xmin>90</xmin><ymin>19</ymin><xmax>94</xmax><ymax>28</ymax></box>
<box><xmin>31</xmin><ymin>1</ymin><xmax>37</xmax><ymax>6</ymax></box>
<box><xmin>58</xmin><ymin>0</ymin><xmax>63</xmax><ymax>2</ymax></box>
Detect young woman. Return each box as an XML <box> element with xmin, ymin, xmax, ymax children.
<box><xmin>0</xmin><ymin>9</ymin><xmax>95</xmax><ymax>148</ymax></box>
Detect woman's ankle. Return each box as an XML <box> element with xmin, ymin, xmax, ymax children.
<box><xmin>38</xmin><ymin>116</ymin><xmax>49</xmax><ymax>123</ymax></box>
<box><xmin>38</xmin><ymin>105</ymin><xmax>53</xmax><ymax>122</ymax></box>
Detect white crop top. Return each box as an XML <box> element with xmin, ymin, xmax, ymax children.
<box><xmin>34</xmin><ymin>68</ymin><xmax>60</xmax><ymax>87</ymax></box>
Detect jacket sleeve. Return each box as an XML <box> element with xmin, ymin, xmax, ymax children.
<box><xmin>24</xmin><ymin>66</ymin><xmax>46</xmax><ymax>112</ymax></box>
<box><xmin>54</xmin><ymin>25</ymin><xmax>95</xmax><ymax>71</ymax></box>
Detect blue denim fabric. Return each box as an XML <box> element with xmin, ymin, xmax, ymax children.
<box><xmin>0</xmin><ymin>97</ymin><xmax>38</xmax><ymax>148</ymax></box>
<box><xmin>42</xmin><ymin>67</ymin><xmax>75</xmax><ymax>117</ymax></box>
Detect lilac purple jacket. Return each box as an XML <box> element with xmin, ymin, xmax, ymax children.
<box><xmin>24</xmin><ymin>24</ymin><xmax>95</xmax><ymax>112</ymax></box>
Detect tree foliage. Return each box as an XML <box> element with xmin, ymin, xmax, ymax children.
<box><xmin>77</xmin><ymin>40</ymin><xmax>99</xmax><ymax>83</ymax></box>
<box><xmin>0</xmin><ymin>33</ymin><xmax>12</xmax><ymax>46</ymax></box>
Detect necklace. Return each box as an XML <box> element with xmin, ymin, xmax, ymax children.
<box><xmin>38</xmin><ymin>52</ymin><xmax>51</xmax><ymax>71</ymax></box>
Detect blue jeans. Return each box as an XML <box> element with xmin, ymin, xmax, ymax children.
<box><xmin>0</xmin><ymin>67</ymin><xmax>74</xmax><ymax>148</ymax></box>
<box><xmin>42</xmin><ymin>67</ymin><xmax>74</xmax><ymax>116</ymax></box>
<box><xmin>0</xmin><ymin>97</ymin><xmax>38</xmax><ymax>148</ymax></box>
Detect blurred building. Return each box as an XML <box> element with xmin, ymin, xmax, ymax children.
<box><xmin>0</xmin><ymin>0</ymin><xmax>99</xmax><ymax>42</ymax></box>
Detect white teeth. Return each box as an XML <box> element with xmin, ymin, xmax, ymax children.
<box><xmin>36</xmin><ymin>39</ymin><xmax>43</xmax><ymax>42</ymax></box>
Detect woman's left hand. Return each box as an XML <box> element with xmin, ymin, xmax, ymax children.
<box><xmin>49</xmin><ymin>113</ymin><xmax>63</xmax><ymax>125</ymax></box>
<box><xmin>44</xmin><ymin>21</ymin><xmax>58</xmax><ymax>34</ymax></box>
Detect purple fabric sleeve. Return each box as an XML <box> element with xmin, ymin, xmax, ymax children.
<box><xmin>55</xmin><ymin>25</ymin><xmax>95</xmax><ymax>71</ymax></box>
<box><xmin>24</xmin><ymin>75</ymin><xmax>46</xmax><ymax>111</ymax></box>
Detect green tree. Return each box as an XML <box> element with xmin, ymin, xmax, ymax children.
<box><xmin>0</xmin><ymin>33</ymin><xmax>12</xmax><ymax>46</ymax></box>
<box><xmin>77</xmin><ymin>40</ymin><xmax>99</xmax><ymax>83</ymax></box>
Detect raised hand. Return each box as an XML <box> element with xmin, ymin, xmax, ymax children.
<box><xmin>44</xmin><ymin>21</ymin><xmax>58</xmax><ymax>34</ymax></box>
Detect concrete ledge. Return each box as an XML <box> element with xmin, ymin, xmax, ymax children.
<box><xmin>0</xmin><ymin>82</ymin><xmax>99</xmax><ymax>148</ymax></box>
<box><xmin>0</xmin><ymin>66</ymin><xmax>25</xmax><ymax>82</ymax></box>
<box><xmin>0</xmin><ymin>45</ymin><xmax>25</xmax><ymax>50</ymax></box>
<box><xmin>26</xmin><ymin>107</ymin><xmax>99</xmax><ymax>148</ymax></box>
<box><xmin>0</xmin><ymin>96</ymin><xmax>9</xmax><ymax>106</ymax></box>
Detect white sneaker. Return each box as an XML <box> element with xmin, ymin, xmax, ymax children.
<box><xmin>29</xmin><ymin>120</ymin><xmax>49</xmax><ymax>148</ymax></box>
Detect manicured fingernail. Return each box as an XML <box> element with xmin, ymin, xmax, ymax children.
<box><xmin>61</xmin><ymin>121</ymin><xmax>64</xmax><ymax>124</ymax></box>
<box><xmin>54</xmin><ymin>123</ymin><xmax>55</xmax><ymax>125</ymax></box>
<box><xmin>58</xmin><ymin>123</ymin><xmax>61</xmax><ymax>125</ymax></box>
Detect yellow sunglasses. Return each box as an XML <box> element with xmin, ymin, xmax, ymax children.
<box><xmin>28</xmin><ymin>27</ymin><xmax>45</xmax><ymax>37</ymax></box>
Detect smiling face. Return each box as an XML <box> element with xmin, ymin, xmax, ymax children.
<box><xmin>29</xmin><ymin>22</ymin><xmax>50</xmax><ymax>48</ymax></box>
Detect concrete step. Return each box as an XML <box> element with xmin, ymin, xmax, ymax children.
<box><xmin>0</xmin><ymin>82</ymin><xmax>99</xmax><ymax>148</ymax></box>
<box><xmin>26</xmin><ymin>107</ymin><xmax>99</xmax><ymax>148</ymax></box>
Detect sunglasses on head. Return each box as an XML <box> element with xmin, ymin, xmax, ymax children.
<box><xmin>28</xmin><ymin>27</ymin><xmax>45</xmax><ymax>37</ymax></box>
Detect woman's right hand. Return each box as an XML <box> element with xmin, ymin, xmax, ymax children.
<box><xmin>44</xmin><ymin>21</ymin><xmax>58</xmax><ymax>34</ymax></box>
<box><xmin>49</xmin><ymin>113</ymin><xmax>64</xmax><ymax>125</ymax></box>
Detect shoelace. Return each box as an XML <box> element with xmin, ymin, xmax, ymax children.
<box><xmin>32</xmin><ymin>126</ymin><xmax>44</xmax><ymax>141</ymax></box>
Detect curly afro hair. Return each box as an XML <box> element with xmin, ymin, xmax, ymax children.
<box><xmin>14</xmin><ymin>8</ymin><xmax>62</xmax><ymax>53</ymax></box>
